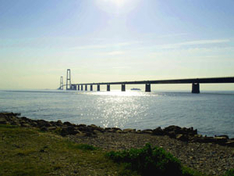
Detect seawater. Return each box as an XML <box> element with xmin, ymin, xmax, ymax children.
<box><xmin>0</xmin><ymin>90</ymin><xmax>234</xmax><ymax>138</ymax></box>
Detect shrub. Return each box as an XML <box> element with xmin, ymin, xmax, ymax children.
<box><xmin>225</xmin><ymin>169</ymin><xmax>234</xmax><ymax>176</ymax></box>
<box><xmin>68</xmin><ymin>143</ymin><xmax>97</xmax><ymax>151</ymax></box>
<box><xmin>107</xmin><ymin>143</ymin><xmax>184</xmax><ymax>176</ymax></box>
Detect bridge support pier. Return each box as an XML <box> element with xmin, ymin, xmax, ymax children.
<box><xmin>107</xmin><ymin>84</ymin><xmax>110</xmax><ymax>91</ymax></box>
<box><xmin>97</xmin><ymin>85</ymin><xmax>100</xmax><ymax>91</ymax></box>
<box><xmin>81</xmin><ymin>85</ymin><xmax>83</xmax><ymax>91</ymax></box>
<box><xmin>145</xmin><ymin>84</ymin><xmax>151</xmax><ymax>92</ymax></box>
<box><xmin>85</xmin><ymin>85</ymin><xmax>87</xmax><ymax>91</ymax></box>
<box><xmin>90</xmin><ymin>85</ymin><xmax>93</xmax><ymax>91</ymax></box>
<box><xmin>77</xmin><ymin>85</ymin><xmax>80</xmax><ymax>91</ymax></box>
<box><xmin>73</xmin><ymin>85</ymin><xmax>77</xmax><ymax>90</ymax></box>
<box><xmin>192</xmin><ymin>83</ymin><xmax>200</xmax><ymax>93</ymax></box>
<box><xmin>121</xmin><ymin>84</ymin><xmax>126</xmax><ymax>91</ymax></box>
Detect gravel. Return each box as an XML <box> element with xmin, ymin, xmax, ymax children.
<box><xmin>68</xmin><ymin>132</ymin><xmax>234</xmax><ymax>176</ymax></box>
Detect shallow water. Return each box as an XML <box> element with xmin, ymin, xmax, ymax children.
<box><xmin>0</xmin><ymin>90</ymin><xmax>234</xmax><ymax>137</ymax></box>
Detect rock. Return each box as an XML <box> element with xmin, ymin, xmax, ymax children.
<box><xmin>88</xmin><ymin>124</ymin><xmax>104</xmax><ymax>133</ymax></box>
<box><xmin>20</xmin><ymin>122</ymin><xmax>31</xmax><ymax>127</ymax></box>
<box><xmin>225</xmin><ymin>140</ymin><xmax>234</xmax><ymax>147</ymax></box>
<box><xmin>61</xmin><ymin>126</ymin><xmax>80</xmax><ymax>136</ymax></box>
<box><xmin>123</xmin><ymin>129</ymin><xmax>136</xmax><ymax>133</ymax></box>
<box><xmin>47</xmin><ymin>126</ymin><xmax>57</xmax><ymax>131</ymax></box>
<box><xmin>0</xmin><ymin>116</ymin><xmax>8</xmax><ymax>124</ymax></box>
<box><xmin>63</xmin><ymin>121</ymin><xmax>73</xmax><ymax>126</ymax></box>
<box><xmin>141</xmin><ymin>129</ymin><xmax>153</xmax><ymax>134</ymax></box>
<box><xmin>40</xmin><ymin>126</ymin><xmax>48</xmax><ymax>132</ymax></box>
<box><xmin>37</xmin><ymin>120</ymin><xmax>51</xmax><ymax>128</ymax></box>
<box><xmin>56</xmin><ymin>120</ymin><xmax>63</xmax><ymax>127</ymax></box>
<box><xmin>213</xmin><ymin>137</ymin><xmax>228</xmax><ymax>145</ymax></box>
<box><xmin>176</xmin><ymin>134</ymin><xmax>189</xmax><ymax>142</ymax></box>
<box><xmin>116</xmin><ymin>130</ymin><xmax>123</xmax><ymax>133</ymax></box>
<box><xmin>215</xmin><ymin>135</ymin><xmax>229</xmax><ymax>139</ymax></box>
<box><xmin>164</xmin><ymin>125</ymin><xmax>182</xmax><ymax>133</ymax></box>
<box><xmin>152</xmin><ymin>127</ymin><xmax>164</xmax><ymax>135</ymax></box>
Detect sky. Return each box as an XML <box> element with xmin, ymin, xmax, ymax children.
<box><xmin>0</xmin><ymin>0</ymin><xmax>234</xmax><ymax>90</ymax></box>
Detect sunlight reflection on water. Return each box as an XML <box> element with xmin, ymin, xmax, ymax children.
<box><xmin>0</xmin><ymin>90</ymin><xmax>234</xmax><ymax>137</ymax></box>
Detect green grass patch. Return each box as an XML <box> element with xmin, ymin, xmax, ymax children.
<box><xmin>0</xmin><ymin>124</ymin><xmax>135</xmax><ymax>175</ymax></box>
<box><xmin>107</xmin><ymin>143</ymin><xmax>203</xmax><ymax>176</ymax></box>
<box><xmin>224</xmin><ymin>169</ymin><xmax>234</xmax><ymax>176</ymax></box>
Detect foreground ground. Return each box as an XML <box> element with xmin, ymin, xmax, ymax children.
<box><xmin>69</xmin><ymin>132</ymin><xmax>234</xmax><ymax>175</ymax></box>
<box><xmin>0</xmin><ymin>113</ymin><xmax>234</xmax><ymax>175</ymax></box>
<box><xmin>0</xmin><ymin>125</ymin><xmax>131</xmax><ymax>176</ymax></box>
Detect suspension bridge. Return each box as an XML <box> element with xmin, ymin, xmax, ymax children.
<box><xmin>58</xmin><ymin>69</ymin><xmax>234</xmax><ymax>93</ymax></box>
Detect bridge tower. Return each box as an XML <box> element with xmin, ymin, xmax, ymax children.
<box><xmin>66</xmin><ymin>69</ymin><xmax>71</xmax><ymax>90</ymax></box>
<box><xmin>60</xmin><ymin>76</ymin><xmax>63</xmax><ymax>90</ymax></box>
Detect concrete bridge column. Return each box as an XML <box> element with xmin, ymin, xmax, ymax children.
<box><xmin>121</xmin><ymin>84</ymin><xmax>126</xmax><ymax>91</ymax></box>
<box><xmin>77</xmin><ymin>85</ymin><xmax>80</xmax><ymax>91</ymax></box>
<box><xmin>145</xmin><ymin>83</ymin><xmax>151</xmax><ymax>92</ymax></box>
<box><xmin>81</xmin><ymin>85</ymin><xmax>83</xmax><ymax>91</ymax></box>
<box><xmin>71</xmin><ymin>85</ymin><xmax>76</xmax><ymax>90</ymax></box>
<box><xmin>85</xmin><ymin>85</ymin><xmax>87</xmax><ymax>91</ymax></box>
<box><xmin>90</xmin><ymin>85</ymin><xmax>93</xmax><ymax>91</ymax></box>
<box><xmin>107</xmin><ymin>84</ymin><xmax>110</xmax><ymax>91</ymax></box>
<box><xmin>97</xmin><ymin>85</ymin><xmax>100</xmax><ymax>91</ymax></box>
<box><xmin>192</xmin><ymin>83</ymin><xmax>200</xmax><ymax>93</ymax></box>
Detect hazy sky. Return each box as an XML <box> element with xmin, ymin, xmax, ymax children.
<box><xmin>0</xmin><ymin>0</ymin><xmax>234</xmax><ymax>90</ymax></box>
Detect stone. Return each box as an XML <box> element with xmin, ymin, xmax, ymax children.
<box><xmin>176</xmin><ymin>134</ymin><xmax>189</xmax><ymax>142</ymax></box>
<box><xmin>123</xmin><ymin>129</ymin><xmax>136</xmax><ymax>133</ymax></box>
<box><xmin>213</xmin><ymin>137</ymin><xmax>228</xmax><ymax>145</ymax></box>
<box><xmin>141</xmin><ymin>129</ymin><xmax>153</xmax><ymax>134</ymax></box>
<box><xmin>56</xmin><ymin>120</ymin><xmax>63</xmax><ymax>127</ymax></box>
<box><xmin>61</xmin><ymin>126</ymin><xmax>80</xmax><ymax>136</ymax></box>
<box><xmin>20</xmin><ymin>123</ymin><xmax>31</xmax><ymax>127</ymax></box>
<box><xmin>0</xmin><ymin>117</ymin><xmax>7</xmax><ymax>124</ymax></box>
<box><xmin>215</xmin><ymin>135</ymin><xmax>229</xmax><ymax>139</ymax></box>
<box><xmin>37</xmin><ymin>120</ymin><xmax>51</xmax><ymax>128</ymax></box>
<box><xmin>47</xmin><ymin>126</ymin><xmax>57</xmax><ymax>131</ymax></box>
<box><xmin>225</xmin><ymin>140</ymin><xmax>234</xmax><ymax>147</ymax></box>
<box><xmin>63</xmin><ymin>121</ymin><xmax>73</xmax><ymax>126</ymax></box>
<box><xmin>152</xmin><ymin>127</ymin><xmax>164</xmax><ymax>135</ymax></box>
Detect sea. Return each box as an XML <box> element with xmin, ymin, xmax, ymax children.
<box><xmin>0</xmin><ymin>90</ymin><xmax>234</xmax><ymax>138</ymax></box>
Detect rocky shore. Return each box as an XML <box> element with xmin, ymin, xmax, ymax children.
<box><xmin>1</xmin><ymin>112</ymin><xmax>234</xmax><ymax>175</ymax></box>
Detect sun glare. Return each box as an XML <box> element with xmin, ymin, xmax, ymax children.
<box><xmin>108</xmin><ymin>0</ymin><xmax>126</xmax><ymax>7</ymax></box>
<box><xmin>96</xmin><ymin>0</ymin><xmax>140</xmax><ymax>14</ymax></box>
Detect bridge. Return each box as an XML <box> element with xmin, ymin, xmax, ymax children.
<box><xmin>58</xmin><ymin>69</ymin><xmax>234</xmax><ymax>93</ymax></box>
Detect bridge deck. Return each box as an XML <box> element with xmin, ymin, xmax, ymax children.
<box><xmin>74</xmin><ymin>77</ymin><xmax>234</xmax><ymax>85</ymax></box>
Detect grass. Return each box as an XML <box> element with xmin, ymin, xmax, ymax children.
<box><xmin>0</xmin><ymin>125</ymin><xmax>129</xmax><ymax>175</ymax></box>
<box><xmin>0</xmin><ymin>124</ymin><xmax>233</xmax><ymax>176</ymax></box>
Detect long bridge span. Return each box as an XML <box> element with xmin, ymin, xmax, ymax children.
<box><xmin>59</xmin><ymin>69</ymin><xmax>234</xmax><ymax>93</ymax></box>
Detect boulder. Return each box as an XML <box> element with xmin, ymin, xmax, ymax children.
<box><xmin>123</xmin><ymin>129</ymin><xmax>136</xmax><ymax>133</ymax></box>
<box><xmin>225</xmin><ymin>140</ymin><xmax>234</xmax><ymax>147</ymax></box>
<box><xmin>141</xmin><ymin>129</ymin><xmax>153</xmax><ymax>134</ymax></box>
<box><xmin>0</xmin><ymin>116</ymin><xmax>8</xmax><ymax>124</ymax></box>
<box><xmin>152</xmin><ymin>127</ymin><xmax>164</xmax><ymax>135</ymax></box>
<box><xmin>213</xmin><ymin>136</ymin><xmax>228</xmax><ymax>145</ymax></box>
<box><xmin>36</xmin><ymin>120</ymin><xmax>51</xmax><ymax>128</ymax></box>
<box><xmin>61</xmin><ymin>126</ymin><xmax>80</xmax><ymax>136</ymax></box>
<box><xmin>176</xmin><ymin>134</ymin><xmax>189</xmax><ymax>142</ymax></box>
<box><xmin>63</xmin><ymin>121</ymin><xmax>74</xmax><ymax>126</ymax></box>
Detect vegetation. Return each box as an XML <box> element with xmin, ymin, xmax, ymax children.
<box><xmin>107</xmin><ymin>143</ymin><xmax>200</xmax><ymax>176</ymax></box>
<box><xmin>0</xmin><ymin>124</ymin><xmax>233</xmax><ymax>176</ymax></box>
<box><xmin>0</xmin><ymin>125</ymin><xmax>129</xmax><ymax>175</ymax></box>
<box><xmin>224</xmin><ymin>169</ymin><xmax>234</xmax><ymax>176</ymax></box>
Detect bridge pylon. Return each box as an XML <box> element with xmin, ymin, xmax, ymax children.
<box><xmin>60</xmin><ymin>76</ymin><xmax>63</xmax><ymax>90</ymax></box>
<box><xmin>66</xmin><ymin>69</ymin><xmax>71</xmax><ymax>90</ymax></box>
